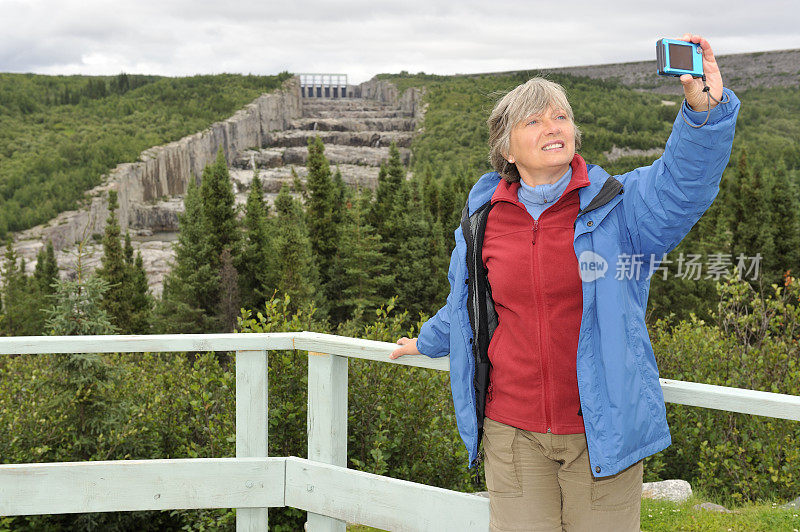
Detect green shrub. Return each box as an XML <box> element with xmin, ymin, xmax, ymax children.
<box><xmin>652</xmin><ymin>275</ymin><xmax>800</xmax><ymax>504</ymax></box>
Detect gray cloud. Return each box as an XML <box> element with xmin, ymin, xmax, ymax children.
<box><xmin>1</xmin><ymin>0</ymin><xmax>797</xmax><ymax>82</ymax></box>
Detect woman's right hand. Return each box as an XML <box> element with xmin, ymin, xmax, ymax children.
<box><xmin>389</xmin><ymin>337</ymin><xmax>421</xmax><ymax>359</ymax></box>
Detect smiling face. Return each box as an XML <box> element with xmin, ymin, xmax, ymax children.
<box><xmin>507</xmin><ymin>106</ymin><xmax>576</xmax><ymax>187</ymax></box>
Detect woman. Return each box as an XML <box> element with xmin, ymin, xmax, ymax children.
<box><xmin>390</xmin><ymin>35</ymin><xmax>739</xmax><ymax>531</ymax></box>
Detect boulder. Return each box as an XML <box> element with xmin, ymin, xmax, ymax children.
<box><xmin>692</xmin><ymin>502</ymin><xmax>731</xmax><ymax>513</ymax></box>
<box><xmin>781</xmin><ymin>496</ymin><xmax>800</xmax><ymax>509</ymax></box>
<box><xmin>641</xmin><ymin>479</ymin><xmax>692</xmax><ymax>503</ymax></box>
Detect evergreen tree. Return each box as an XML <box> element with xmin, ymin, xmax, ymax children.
<box><xmin>127</xmin><ymin>249</ymin><xmax>154</xmax><ymax>334</ymax></box>
<box><xmin>273</xmin><ymin>185</ymin><xmax>319</xmax><ymax>312</ymax></box>
<box><xmin>157</xmin><ymin>151</ymin><xmax>241</xmax><ymax>333</ymax></box>
<box><xmin>201</xmin><ymin>149</ymin><xmax>241</xmax><ymax>323</ymax></box>
<box><xmin>46</xmin><ymin>264</ymin><xmax>116</xmax><ymax>337</ymax></box>
<box><xmin>33</xmin><ymin>241</ymin><xmax>58</xmax><ymax>295</ymax></box>
<box><xmin>0</xmin><ymin>241</ymin><xmax>40</xmax><ymax>335</ymax></box>
<box><xmin>123</xmin><ymin>231</ymin><xmax>135</xmax><ymax>265</ymax></box>
<box><xmin>370</xmin><ymin>142</ymin><xmax>406</xmax><ymax>237</ymax></box>
<box><xmin>29</xmin><ymin>241</ymin><xmax>60</xmax><ymax>330</ymax></box>
<box><xmin>96</xmin><ymin>191</ymin><xmax>132</xmax><ymax>332</ymax></box>
<box><xmin>728</xmin><ymin>152</ymin><xmax>779</xmax><ymax>287</ymax></box>
<box><xmin>43</xmin><ymin>242</ymin><xmax>121</xmax><ymax>497</ymax></box>
<box><xmin>329</xmin><ymin>189</ymin><xmax>392</xmax><ymax>322</ymax></box>
<box><xmin>238</xmin><ymin>168</ymin><xmax>277</xmax><ymax>312</ymax></box>
<box><xmin>381</xmin><ymin>181</ymin><xmax>449</xmax><ymax>319</ymax></box>
<box><xmin>305</xmin><ymin>137</ymin><xmax>342</xmax><ymax>315</ymax></box>
<box><xmin>117</xmin><ymin>232</ymin><xmax>154</xmax><ymax>334</ymax></box>
<box><xmin>156</xmin><ymin>180</ymin><xmax>218</xmax><ymax>333</ymax></box>
<box><xmin>201</xmin><ymin>149</ymin><xmax>240</xmax><ymax>267</ymax></box>
<box><xmin>421</xmin><ymin>171</ymin><xmax>441</xmax><ymax>222</ymax></box>
<box><xmin>218</xmin><ymin>248</ymin><xmax>240</xmax><ymax>332</ymax></box>
<box><xmin>438</xmin><ymin>172</ymin><xmax>459</xmax><ymax>243</ymax></box>
<box><xmin>765</xmin><ymin>160</ymin><xmax>800</xmax><ymax>281</ymax></box>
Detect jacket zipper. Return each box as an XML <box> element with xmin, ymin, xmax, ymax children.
<box><xmin>530</xmin><ymin>216</ymin><xmax>551</xmax><ymax>433</ymax></box>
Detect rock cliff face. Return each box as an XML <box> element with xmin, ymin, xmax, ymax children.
<box><xmin>17</xmin><ymin>78</ymin><xmax>302</xmax><ymax>251</ymax></box>
<box><xmin>358</xmin><ymin>79</ymin><xmax>425</xmax><ymax>121</ymax></box>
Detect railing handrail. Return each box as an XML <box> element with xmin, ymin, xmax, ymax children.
<box><xmin>1</xmin><ymin>331</ymin><xmax>798</xmax><ymax>420</ymax></box>
<box><xmin>2</xmin><ymin>331</ymin><xmax>800</xmax><ymax>530</ymax></box>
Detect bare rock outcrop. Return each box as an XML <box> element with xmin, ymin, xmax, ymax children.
<box><xmin>16</xmin><ymin>78</ymin><xmax>302</xmax><ymax>252</ymax></box>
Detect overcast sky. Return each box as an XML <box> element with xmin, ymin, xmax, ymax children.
<box><xmin>2</xmin><ymin>0</ymin><xmax>798</xmax><ymax>84</ymax></box>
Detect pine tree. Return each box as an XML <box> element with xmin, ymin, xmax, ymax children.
<box><xmin>117</xmin><ymin>231</ymin><xmax>154</xmax><ymax>334</ymax></box>
<box><xmin>156</xmin><ymin>179</ymin><xmax>218</xmax><ymax>333</ymax></box>
<box><xmin>381</xmin><ymin>181</ymin><xmax>448</xmax><ymax>319</ymax></box>
<box><xmin>438</xmin><ymin>172</ymin><xmax>458</xmax><ymax>242</ymax></box>
<box><xmin>370</xmin><ymin>142</ymin><xmax>406</xmax><ymax>237</ymax></box>
<box><xmin>30</xmin><ymin>241</ymin><xmax>60</xmax><ymax>330</ymax></box>
<box><xmin>238</xmin><ymin>168</ymin><xmax>277</xmax><ymax>312</ymax></box>
<box><xmin>123</xmin><ymin>231</ymin><xmax>135</xmax><ymax>265</ymax></box>
<box><xmin>46</xmin><ymin>266</ymin><xmax>116</xmax><ymax>336</ymax></box>
<box><xmin>218</xmin><ymin>248</ymin><xmax>240</xmax><ymax>332</ymax></box>
<box><xmin>43</xmin><ymin>242</ymin><xmax>120</xmax><ymax>471</ymax></box>
<box><xmin>273</xmin><ymin>184</ymin><xmax>319</xmax><ymax>312</ymax></box>
<box><xmin>329</xmin><ymin>189</ymin><xmax>393</xmax><ymax>322</ymax></box>
<box><xmin>729</xmin><ymin>152</ymin><xmax>778</xmax><ymax>286</ymax></box>
<box><xmin>765</xmin><ymin>160</ymin><xmax>800</xmax><ymax>281</ymax></box>
<box><xmin>201</xmin><ymin>149</ymin><xmax>241</xmax><ymax>323</ymax></box>
<box><xmin>305</xmin><ymin>137</ymin><xmax>342</xmax><ymax>315</ymax></box>
<box><xmin>33</xmin><ymin>241</ymin><xmax>59</xmax><ymax>295</ymax></box>
<box><xmin>127</xmin><ymin>249</ymin><xmax>154</xmax><ymax>334</ymax></box>
<box><xmin>0</xmin><ymin>241</ymin><xmax>40</xmax><ymax>335</ymax></box>
<box><xmin>201</xmin><ymin>149</ymin><xmax>240</xmax><ymax>268</ymax></box>
<box><xmin>96</xmin><ymin>191</ymin><xmax>132</xmax><ymax>332</ymax></box>
<box><xmin>421</xmin><ymin>171</ymin><xmax>441</xmax><ymax>222</ymax></box>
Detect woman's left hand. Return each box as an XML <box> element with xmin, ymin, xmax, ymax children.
<box><xmin>678</xmin><ymin>34</ymin><xmax>724</xmax><ymax>111</ymax></box>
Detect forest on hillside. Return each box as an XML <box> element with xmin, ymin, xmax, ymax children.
<box><xmin>0</xmin><ymin>72</ymin><xmax>291</xmax><ymax>238</ymax></box>
<box><xmin>1</xmin><ymin>70</ymin><xmax>800</xmax><ymax>530</ymax></box>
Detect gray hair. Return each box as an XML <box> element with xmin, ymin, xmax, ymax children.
<box><xmin>487</xmin><ymin>77</ymin><xmax>582</xmax><ymax>183</ymax></box>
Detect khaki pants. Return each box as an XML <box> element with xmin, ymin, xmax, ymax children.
<box><xmin>483</xmin><ymin>417</ymin><xmax>642</xmax><ymax>532</ymax></box>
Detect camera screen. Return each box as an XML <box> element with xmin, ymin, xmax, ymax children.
<box><xmin>668</xmin><ymin>43</ymin><xmax>694</xmax><ymax>70</ymax></box>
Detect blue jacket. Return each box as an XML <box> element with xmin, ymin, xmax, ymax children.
<box><xmin>417</xmin><ymin>88</ymin><xmax>740</xmax><ymax>477</ymax></box>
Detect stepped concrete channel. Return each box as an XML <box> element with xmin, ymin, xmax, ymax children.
<box><xmin>11</xmin><ymin>78</ymin><xmax>423</xmax><ymax>297</ymax></box>
<box><xmin>230</xmin><ymin>98</ymin><xmax>415</xmax><ymax>206</ymax></box>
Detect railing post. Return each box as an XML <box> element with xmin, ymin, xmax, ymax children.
<box><xmin>236</xmin><ymin>350</ymin><xmax>269</xmax><ymax>531</ymax></box>
<box><xmin>306</xmin><ymin>352</ymin><xmax>348</xmax><ymax>532</ymax></box>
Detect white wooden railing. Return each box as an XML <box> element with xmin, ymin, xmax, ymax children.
<box><xmin>1</xmin><ymin>331</ymin><xmax>800</xmax><ymax>531</ymax></box>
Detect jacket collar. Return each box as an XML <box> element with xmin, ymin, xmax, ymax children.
<box><xmin>489</xmin><ymin>154</ymin><xmax>591</xmax><ymax>207</ymax></box>
<box><xmin>467</xmin><ymin>154</ymin><xmax>613</xmax><ymax>217</ymax></box>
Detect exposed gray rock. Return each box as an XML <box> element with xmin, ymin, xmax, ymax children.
<box><xmin>603</xmin><ymin>145</ymin><xmax>664</xmax><ymax>163</ymax></box>
<box><xmin>782</xmin><ymin>496</ymin><xmax>800</xmax><ymax>509</ymax></box>
<box><xmin>282</xmin><ymin>145</ymin><xmax>411</xmax><ymax>167</ymax></box>
<box><xmin>230</xmin><ymin>164</ymin><xmax>387</xmax><ymax>194</ymax></box>
<box><xmin>16</xmin><ymin>78</ymin><xmax>302</xmax><ymax>251</ymax></box>
<box><xmin>261</xmin><ymin>130</ymin><xmax>413</xmax><ymax>149</ymax></box>
<box><xmin>232</xmin><ymin>148</ymin><xmax>284</xmax><ymax>169</ymax></box>
<box><xmin>287</xmin><ymin>117</ymin><xmax>416</xmax><ymax>133</ymax></box>
<box><xmin>641</xmin><ymin>479</ymin><xmax>692</xmax><ymax>502</ymax></box>
<box><xmin>128</xmin><ymin>198</ymin><xmax>185</xmax><ymax>231</ymax></box>
<box><xmin>467</xmin><ymin>49</ymin><xmax>800</xmax><ymax>95</ymax></box>
<box><xmin>692</xmin><ymin>502</ymin><xmax>731</xmax><ymax>513</ymax></box>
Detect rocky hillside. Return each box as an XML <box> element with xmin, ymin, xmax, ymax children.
<box><xmin>476</xmin><ymin>48</ymin><xmax>800</xmax><ymax>94</ymax></box>
<box><xmin>13</xmin><ymin>78</ymin><xmax>423</xmax><ymax>297</ymax></box>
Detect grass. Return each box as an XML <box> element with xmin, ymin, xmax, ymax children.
<box><xmin>344</xmin><ymin>492</ymin><xmax>800</xmax><ymax>532</ymax></box>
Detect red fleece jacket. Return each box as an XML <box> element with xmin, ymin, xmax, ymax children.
<box><xmin>482</xmin><ymin>155</ymin><xmax>591</xmax><ymax>434</ymax></box>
